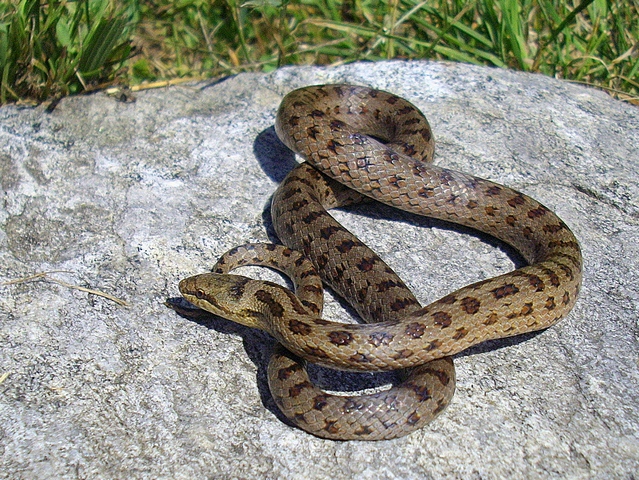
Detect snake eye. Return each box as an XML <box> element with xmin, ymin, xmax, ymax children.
<box><xmin>195</xmin><ymin>289</ymin><xmax>206</xmax><ymax>299</ymax></box>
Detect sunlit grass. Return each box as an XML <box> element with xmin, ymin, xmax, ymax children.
<box><xmin>0</xmin><ymin>0</ymin><xmax>136</xmax><ymax>104</ymax></box>
<box><xmin>131</xmin><ymin>0</ymin><xmax>639</xmax><ymax>103</ymax></box>
<box><xmin>1</xmin><ymin>0</ymin><xmax>637</xmax><ymax>105</ymax></box>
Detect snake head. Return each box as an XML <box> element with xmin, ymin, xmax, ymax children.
<box><xmin>179</xmin><ymin>273</ymin><xmax>267</xmax><ymax>329</ymax></box>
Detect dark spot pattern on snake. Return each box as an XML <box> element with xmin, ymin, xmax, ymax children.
<box><xmin>313</xmin><ymin>395</ymin><xmax>329</xmax><ymax>410</ymax></box>
<box><xmin>432</xmin><ymin>311</ymin><xmax>452</xmax><ymax>327</ymax></box>
<box><xmin>410</xmin><ymin>383</ymin><xmax>432</xmax><ymax>401</ymax></box>
<box><xmin>328</xmin><ymin>331</ymin><xmax>354</xmax><ymax>346</ymax></box>
<box><xmin>278</xmin><ymin>365</ymin><xmax>301</xmax><ymax>380</ymax></box>
<box><xmin>349</xmin><ymin>353</ymin><xmax>373</xmax><ymax>363</ymax></box>
<box><xmin>461</xmin><ymin>297</ymin><xmax>481</xmax><ymax>314</ymax></box>
<box><xmin>405</xmin><ymin>322</ymin><xmax>426</xmax><ymax>338</ymax></box>
<box><xmin>369</xmin><ymin>331</ymin><xmax>394</xmax><ymax>347</ymax></box>
<box><xmin>289</xmin><ymin>319</ymin><xmax>312</xmax><ymax>335</ymax></box>
<box><xmin>255</xmin><ymin>289</ymin><xmax>284</xmax><ymax>317</ymax></box>
<box><xmin>289</xmin><ymin>381</ymin><xmax>313</xmax><ymax>397</ymax></box>
<box><xmin>491</xmin><ymin>284</ymin><xmax>520</xmax><ymax>299</ymax></box>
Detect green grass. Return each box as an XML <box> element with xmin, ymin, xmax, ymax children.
<box><xmin>0</xmin><ymin>0</ymin><xmax>135</xmax><ymax>104</ymax></box>
<box><xmin>1</xmin><ymin>0</ymin><xmax>638</xmax><ymax>105</ymax></box>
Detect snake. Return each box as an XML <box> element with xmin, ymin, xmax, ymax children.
<box><xmin>178</xmin><ymin>85</ymin><xmax>583</xmax><ymax>440</ymax></box>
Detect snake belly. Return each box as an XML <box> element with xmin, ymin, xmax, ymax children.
<box><xmin>179</xmin><ymin>84</ymin><xmax>582</xmax><ymax>440</ymax></box>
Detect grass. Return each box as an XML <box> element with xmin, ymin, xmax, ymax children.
<box><xmin>0</xmin><ymin>0</ymin><xmax>136</xmax><ymax>104</ymax></box>
<box><xmin>1</xmin><ymin>0</ymin><xmax>638</xmax><ymax>105</ymax></box>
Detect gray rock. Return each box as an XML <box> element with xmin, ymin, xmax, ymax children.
<box><xmin>1</xmin><ymin>61</ymin><xmax>637</xmax><ymax>479</ymax></box>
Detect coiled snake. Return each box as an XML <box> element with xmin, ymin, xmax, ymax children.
<box><xmin>179</xmin><ymin>85</ymin><xmax>582</xmax><ymax>440</ymax></box>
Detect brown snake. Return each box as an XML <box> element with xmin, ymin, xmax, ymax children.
<box><xmin>179</xmin><ymin>85</ymin><xmax>583</xmax><ymax>440</ymax></box>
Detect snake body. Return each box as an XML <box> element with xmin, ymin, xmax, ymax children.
<box><xmin>179</xmin><ymin>85</ymin><xmax>582</xmax><ymax>440</ymax></box>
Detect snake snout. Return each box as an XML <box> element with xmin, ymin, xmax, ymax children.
<box><xmin>179</xmin><ymin>273</ymin><xmax>234</xmax><ymax>296</ymax></box>
<box><xmin>177</xmin><ymin>276</ymin><xmax>194</xmax><ymax>296</ymax></box>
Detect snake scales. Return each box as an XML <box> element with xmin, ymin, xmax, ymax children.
<box><xmin>179</xmin><ymin>85</ymin><xmax>583</xmax><ymax>440</ymax></box>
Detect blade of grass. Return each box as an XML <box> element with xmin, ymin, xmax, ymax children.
<box><xmin>78</xmin><ymin>16</ymin><xmax>129</xmax><ymax>75</ymax></box>
<box><xmin>549</xmin><ymin>0</ymin><xmax>596</xmax><ymax>42</ymax></box>
<box><xmin>499</xmin><ymin>0</ymin><xmax>529</xmax><ymax>69</ymax></box>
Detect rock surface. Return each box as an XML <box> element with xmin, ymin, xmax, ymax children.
<box><xmin>1</xmin><ymin>61</ymin><xmax>638</xmax><ymax>479</ymax></box>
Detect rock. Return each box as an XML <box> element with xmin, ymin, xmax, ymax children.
<box><xmin>1</xmin><ymin>61</ymin><xmax>637</xmax><ymax>478</ymax></box>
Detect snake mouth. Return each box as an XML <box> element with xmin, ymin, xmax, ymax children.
<box><xmin>178</xmin><ymin>276</ymin><xmax>202</xmax><ymax>301</ymax></box>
